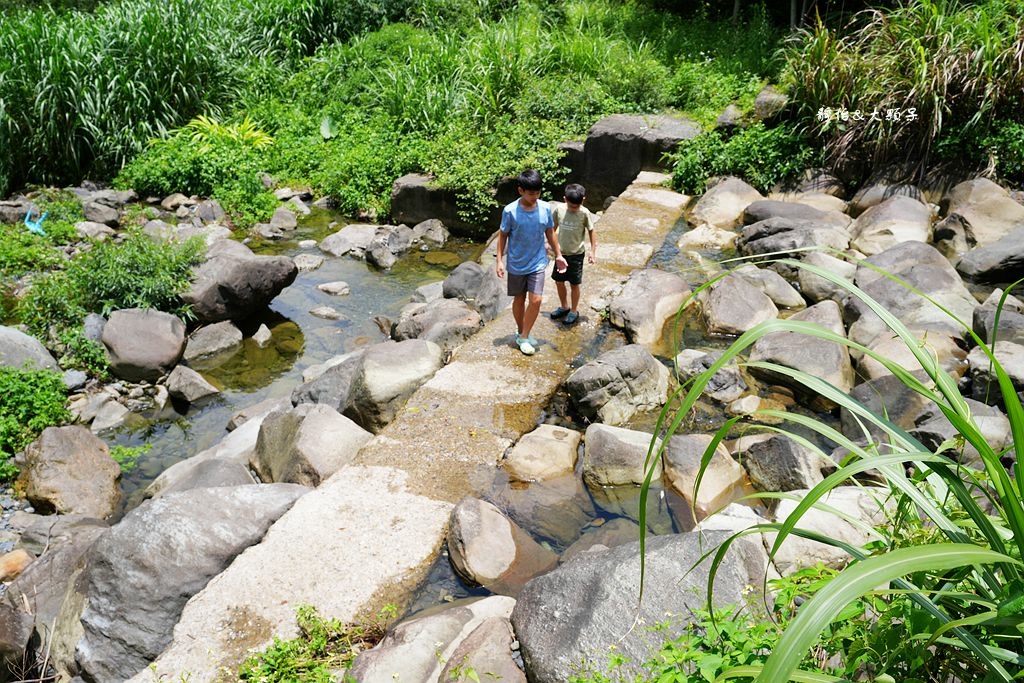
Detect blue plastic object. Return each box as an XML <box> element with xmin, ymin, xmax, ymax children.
<box><xmin>24</xmin><ymin>206</ymin><xmax>48</xmax><ymax>236</ymax></box>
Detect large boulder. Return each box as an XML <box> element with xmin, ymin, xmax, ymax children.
<box><xmin>849</xmin><ymin>183</ymin><xmax>924</xmax><ymax>217</ymax></box>
<box><xmin>182</xmin><ymin>240</ymin><xmax>297</xmax><ymax>322</ymax></box>
<box><xmin>391</xmin><ymin>173</ymin><xmax>494</xmax><ymax>239</ymax></box>
<box><xmin>101</xmin><ymin>308</ymin><xmax>186</xmax><ymax>381</ymax></box>
<box><xmin>165</xmin><ymin>365</ymin><xmax>220</xmax><ymax>403</ymax></box>
<box><xmin>582</xmin><ymin>423</ymin><xmax>662</xmax><ymax>488</ymax></box>
<box><xmin>742</xmin><ymin>199</ymin><xmax>850</xmax><ymax>231</ymax></box>
<box><xmin>700</xmin><ymin>273</ymin><xmax>779</xmax><ymax>336</ymax></box>
<box><xmin>748</xmin><ymin>299</ymin><xmax>854</xmax><ymax>397</ymax></box>
<box><xmin>392</xmin><ymin>298</ymin><xmax>483</xmax><ymax>352</ymax></box>
<box><xmin>511</xmin><ymin>531</ymin><xmax>770</xmax><ymax>683</ymax></box>
<box><xmin>183</xmin><ymin>321</ymin><xmax>243</xmax><ymax>365</ymax></box>
<box><xmin>503</xmin><ymin>424</ymin><xmax>581</xmax><ymax>482</ymax></box>
<box><xmin>565</xmin><ymin>345</ymin><xmax>669</xmax><ymax>426</ymax></box>
<box><xmin>846</xmin><ymin>241</ymin><xmax>977</xmax><ymax>348</ymax></box>
<box><xmin>442</xmin><ymin>261</ymin><xmax>508</xmax><ymax>323</ymax></box>
<box><xmin>663</xmin><ymin>434</ymin><xmax>744</xmax><ymax>519</ymax></box>
<box><xmin>689</xmin><ymin>177</ymin><xmax>764</xmax><ymax>230</ymax></box>
<box><xmin>673</xmin><ymin>349</ymin><xmax>747</xmax><ymax>403</ymax></box>
<box><xmin>366</xmin><ymin>225</ymin><xmax>415</xmax><ymax>270</ymax></box>
<box><xmin>16</xmin><ymin>426</ymin><xmax>120</xmax><ymax>519</ymax></box>
<box><xmin>736</xmin><ymin>433</ymin><xmax>827</xmax><ymax>492</ymax></box>
<box><xmin>849</xmin><ymin>195</ymin><xmax>932</xmax><ymax>255</ymax></box>
<box><xmin>252</xmin><ymin>404</ymin><xmax>373</xmax><ymax>487</ymax></box>
<box><xmin>70</xmin><ymin>484</ymin><xmax>308</xmax><ymax>682</ymax></box>
<box><xmin>735</xmin><ymin>216</ymin><xmax>850</xmax><ymax>259</ymax></box>
<box><xmin>582</xmin><ymin>114</ymin><xmax>700</xmax><ymax>205</ymax></box>
<box><xmin>290</xmin><ymin>350</ymin><xmax>365</xmax><ymax>413</ymax></box>
<box><xmin>607</xmin><ymin>269</ymin><xmax>690</xmax><ymax>345</ymax></box>
<box><xmin>0</xmin><ymin>325</ymin><xmax>58</xmax><ymax>371</ymax></box>
<box><xmin>731</xmin><ymin>264</ymin><xmax>805</xmax><ymax>309</ymax></box>
<box><xmin>318</xmin><ymin>223</ymin><xmax>379</xmax><ymax>258</ymax></box>
<box><xmin>345</xmin><ymin>339</ymin><xmax>444</xmax><ymax>432</ymax></box>
<box><xmin>973</xmin><ymin>288</ymin><xmax>1024</xmax><ymax>345</ymax></box>
<box><xmin>943</xmin><ymin>178</ymin><xmax>1024</xmax><ymax>248</ymax></box>
<box><xmin>957</xmin><ymin>226</ymin><xmax>1024</xmax><ymax>284</ymax></box>
<box><xmin>447</xmin><ymin>497</ymin><xmax>558</xmax><ymax>596</ymax></box>
<box><xmin>966</xmin><ymin>341</ymin><xmax>1024</xmax><ymax>406</ymax></box>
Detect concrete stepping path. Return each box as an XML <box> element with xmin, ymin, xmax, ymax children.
<box><xmin>136</xmin><ymin>173</ymin><xmax>688</xmax><ymax>681</ymax></box>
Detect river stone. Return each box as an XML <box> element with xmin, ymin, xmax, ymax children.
<box><xmin>504</xmin><ymin>424</ymin><xmax>581</xmax><ymax>482</ymax></box>
<box><xmin>732</xmin><ymin>264</ymin><xmax>805</xmax><ymax>309</ymax></box>
<box><xmin>912</xmin><ymin>397</ymin><xmax>1012</xmax><ymax>467</ymax></box>
<box><xmin>565</xmin><ymin>344</ymin><xmax>669</xmax><ymax>426</ymax></box>
<box><xmin>695</xmin><ymin>502</ymin><xmax>770</xmax><ymax>534</ymax></box>
<box><xmin>366</xmin><ymin>225</ymin><xmax>414</xmax><ymax>270</ymax></box>
<box><xmin>511</xmin><ymin>530</ymin><xmax>769</xmax><ymax>683</ymax></box>
<box><xmin>16</xmin><ymin>426</ymin><xmax>120</xmax><ymax>519</ymax></box>
<box><xmin>973</xmin><ymin>288</ymin><xmax>1024</xmax><ymax>345</ymax></box>
<box><xmin>663</xmin><ymin>434</ymin><xmax>744</xmax><ymax>519</ymax></box>
<box><xmin>676</xmin><ymin>223</ymin><xmax>736</xmax><ymax>251</ymax></box>
<box><xmin>81</xmin><ymin>201</ymin><xmax>118</xmax><ymax>227</ymax></box>
<box><xmin>348</xmin><ymin>596</ymin><xmax>516</xmax><ymax>682</ymax></box>
<box><xmin>742</xmin><ymin>199</ymin><xmax>850</xmax><ymax>231</ymax></box>
<box><xmin>857</xmin><ymin>330</ymin><xmax>966</xmax><ymax>382</ymax></box>
<box><xmin>160</xmin><ymin>193</ymin><xmax>190</xmax><ymax>211</ymax></box>
<box><xmin>848</xmin><ymin>183</ymin><xmax>924</xmax><ymax>216</ymax></box>
<box><xmin>735</xmin><ymin>216</ymin><xmax>851</xmax><ymax>261</ymax></box>
<box><xmin>769</xmin><ymin>487</ymin><xmax>893</xmax><ymax>575</ymax></box>
<box><xmin>411</xmin><ymin>218</ymin><xmax>450</xmax><ymax>246</ymax></box>
<box><xmin>700</xmin><ymin>273</ymin><xmax>778</xmax><ymax>336</ymax></box>
<box><xmin>439</xmin><ymin>616</ymin><xmax>525</xmax><ymax>683</ymax></box>
<box><xmin>166</xmin><ymin>365</ymin><xmax>220</xmax><ymax>404</ymax></box>
<box><xmin>411</xmin><ymin>280</ymin><xmax>444</xmax><ymax>303</ymax></box>
<box><xmin>442</xmin><ymin>261</ymin><xmax>508</xmax><ymax>323</ymax></box>
<box><xmin>319</xmin><ymin>223</ymin><xmax>377</xmax><ymax>258</ymax></box>
<box><xmin>310</xmin><ymin>305</ymin><xmax>342</xmax><ymax>320</ymax></box>
<box><xmin>447</xmin><ymin>497</ymin><xmax>558</xmax><ymax>596</ymax></box>
<box><xmin>748</xmin><ymin>299</ymin><xmax>854</xmax><ymax>397</ymax></box>
<box><xmin>943</xmin><ymin>178</ymin><xmax>1024</xmax><ymax>248</ymax></box>
<box><xmin>182</xmin><ymin>240</ymin><xmax>297</xmax><ymax>323</ymax></box>
<box><xmin>89</xmin><ymin>400</ymin><xmax>131</xmax><ymax>434</ymax></box>
<box><xmin>957</xmin><ymin>226</ymin><xmax>1024</xmax><ymax>284</ymax></box>
<box><xmin>966</xmin><ymin>341</ymin><xmax>1024</xmax><ymax>406</ymax></box>
<box><xmin>291</xmin><ymin>350</ymin><xmax>365</xmax><ymax>413</ymax></box>
<box><xmin>292</xmin><ymin>253</ymin><xmax>324</xmax><ymax>271</ymax></box>
<box><xmin>317</xmin><ymin>281</ymin><xmax>350</xmax><ymax>296</ymax></box>
<box><xmin>252</xmin><ymin>323</ymin><xmax>273</xmax><ymax>347</ymax></box>
<box><xmin>392</xmin><ymin>297</ymin><xmax>482</xmax><ymax>352</ymax></box>
<box><xmin>71</xmin><ymin>484</ymin><xmax>308</xmax><ymax>682</ymax></box>
<box><xmin>183</xmin><ymin>321</ymin><xmax>243</xmax><ymax>364</ymax></box>
<box><xmin>148</xmin><ymin>458</ymin><xmax>254</xmax><ymax>498</ymax></box>
<box><xmin>270</xmin><ymin>207</ymin><xmax>297</xmax><ymax>231</ymax></box>
<box><xmin>345</xmin><ymin>339</ymin><xmax>444</xmax><ymax>433</ymax></box>
<box><xmin>0</xmin><ymin>325</ymin><xmax>59</xmax><ymax>371</ymax></box>
<box><xmin>607</xmin><ymin>269</ymin><xmax>690</xmax><ymax>345</ymax></box>
<box><xmin>674</xmin><ymin>349</ymin><xmax>747</xmax><ymax>403</ymax></box>
<box><xmin>846</xmin><ymin>240</ymin><xmax>977</xmax><ymax>348</ymax></box>
<box><xmin>582</xmin><ymin>423</ymin><xmax>662</xmax><ymax>488</ymax></box>
<box><xmin>840</xmin><ymin>372</ymin><xmax>934</xmax><ymax>444</ymax></box>
<box><xmin>582</xmin><ymin>114</ymin><xmax>700</xmax><ymax>204</ymax></box>
<box><xmin>488</xmin><ymin>474</ymin><xmax>597</xmax><ymax>549</ymax></box>
<box><xmin>252</xmin><ymin>404</ymin><xmax>372</xmax><ymax>487</ymax></box>
<box><xmin>849</xmin><ymin>195</ymin><xmax>932</xmax><ymax>256</ymax></box>
<box><xmin>688</xmin><ymin>176</ymin><xmax>763</xmax><ymax>229</ymax></box>
<box><xmin>74</xmin><ymin>221</ymin><xmax>115</xmax><ymax>241</ymax></box>
<box><xmin>797</xmin><ymin>251</ymin><xmax>857</xmax><ymax>304</ymax></box>
<box><xmin>736</xmin><ymin>433</ymin><xmax>826</xmax><ymax>493</ymax></box>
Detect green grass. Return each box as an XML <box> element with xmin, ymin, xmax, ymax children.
<box><xmin>0</xmin><ymin>367</ymin><xmax>70</xmax><ymax>480</ymax></box>
<box><xmin>641</xmin><ymin>263</ymin><xmax>1024</xmax><ymax>681</ymax></box>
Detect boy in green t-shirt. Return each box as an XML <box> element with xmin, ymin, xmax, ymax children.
<box><xmin>550</xmin><ymin>183</ymin><xmax>597</xmax><ymax>325</ymax></box>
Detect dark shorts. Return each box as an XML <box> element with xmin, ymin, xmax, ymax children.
<box><xmin>507</xmin><ymin>269</ymin><xmax>545</xmax><ymax>296</ymax></box>
<box><xmin>551</xmin><ymin>253</ymin><xmax>585</xmax><ymax>286</ymax></box>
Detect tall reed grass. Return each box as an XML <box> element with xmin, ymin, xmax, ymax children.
<box><xmin>642</xmin><ymin>261</ymin><xmax>1024</xmax><ymax>681</ymax></box>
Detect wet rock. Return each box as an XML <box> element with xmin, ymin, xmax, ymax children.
<box><xmin>607</xmin><ymin>269</ymin><xmax>690</xmax><ymax>344</ymax></box>
<box><xmin>503</xmin><ymin>424</ymin><xmax>581</xmax><ymax>482</ymax></box>
<box><xmin>293</xmin><ymin>253</ymin><xmax>324</xmax><ymax>271</ymax></box>
<box><xmin>447</xmin><ymin>497</ymin><xmax>558</xmax><ymax>596</ymax></box>
<box><xmin>345</xmin><ymin>339</ymin><xmax>444</xmax><ymax>433</ymax></box>
<box><xmin>317</xmin><ymin>281</ymin><xmax>350</xmax><ymax>296</ymax></box>
<box><xmin>689</xmin><ymin>176</ymin><xmax>764</xmax><ymax>230</ymax></box>
<box><xmin>166</xmin><ymin>365</ymin><xmax>220</xmax><ymax>404</ymax></box>
<box><xmin>560</xmin><ymin>518</ymin><xmax>640</xmax><ymax>564</ymax></box>
<box><xmin>488</xmin><ymin>474</ymin><xmax>597</xmax><ymax>549</ymax></box>
<box><xmin>0</xmin><ymin>325</ymin><xmax>59</xmax><ymax>371</ymax></box>
<box><xmin>565</xmin><ymin>344</ymin><xmax>669</xmax><ymax>426</ymax></box>
<box><xmin>183</xmin><ymin>239</ymin><xmax>297</xmax><ymax>323</ymax></box>
<box><xmin>319</xmin><ymin>223</ymin><xmax>377</xmax><ymax>258</ymax></box>
<box><xmin>184</xmin><ymin>321</ymin><xmax>243</xmax><ymax>364</ymax></box>
<box><xmin>310</xmin><ymin>305</ymin><xmax>342</xmax><ymax>320</ymax></box>
<box><xmin>582</xmin><ymin>424</ymin><xmax>662</xmax><ymax>488</ymax></box>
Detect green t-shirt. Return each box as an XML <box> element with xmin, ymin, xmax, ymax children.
<box><xmin>553</xmin><ymin>202</ymin><xmax>596</xmax><ymax>256</ymax></box>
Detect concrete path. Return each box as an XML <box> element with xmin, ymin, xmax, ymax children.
<box><xmin>136</xmin><ymin>173</ymin><xmax>688</xmax><ymax>681</ymax></box>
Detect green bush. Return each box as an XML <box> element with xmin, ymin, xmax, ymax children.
<box><xmin>0</xmin><ymin>367</ymin><xmax>70</xmax><ymax>479</ymax></box>
<box><xmin>669</xmin><ymin>123</ymin><xmax>820</xmax><ymax>195</ymax></box>
<box><xmin>984</xmin><ymin>120</ymin><xmax>1024</xmax><ymax>184</ymax></box>
<box><xmin>0</xmin><ymin>225</ymin><xmax>64</xmax><ymax>279</ymax></box>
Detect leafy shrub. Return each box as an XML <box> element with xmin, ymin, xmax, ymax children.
<box><xmin>18</xmin><ymin>230</ymin><xmax>203</xmax><ymax>340</ymax></box>
<box><xmin>0</xmin><ymin>367</ymin><xmax>70</xmax><ymax>479</ymax></box>
<box><xmin>669</xmin><ymin>123</ymin><xmax>820</xmax><ymax>194</ymax></box>
<box><xmin>667</xmin><ymin>61</ymin><xmax>764</xmax><ymax>126</ymax></box>
<box><xmin>984</xmin><ymin>120</ymin><xmax>1024</xmax><ymax>184</ymax></box>
<box><xmin>58</xmin><ymin>328</ymin><xmax>109</xmax><ymax>378</ymax></box>
<box><xmin>0</xmin><ymin>225</ymin><xmax>63</xmax><ymax>278</ymax></box>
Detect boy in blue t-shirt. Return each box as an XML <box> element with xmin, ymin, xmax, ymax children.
<box><xmin>495</xmin><ymin>169</ymin><xmax>568</xmax><ymax>356</ymax></box>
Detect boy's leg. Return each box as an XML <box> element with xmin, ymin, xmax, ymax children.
<box><xmin>521</xmin><ymin>292</ymin><xmax>543</xmax><ymax>339</ymax></box>
<box><xmin>511</xmin><ymin>293</ymin><xmax>527</xmax><ymax>336</ymax></box>
<box><xmin>555</xmin><ymin>281</ymin><xmax>569</xmax><ymax>309</ymax></box>
<box><xmin>570</xmin><ymin>283</ymin><xmax>581</xmax><ymax>313</ymax></box>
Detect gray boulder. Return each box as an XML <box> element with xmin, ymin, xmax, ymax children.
<box><xmin>447</xmin><ymin>497</ymin><xmax>558</xmax><ymax>596</ymax></box>
<box><xmin>252</xmin><ymin>404</ymin><xmax>372</xmax><ymax>487</ymax></box>
<box><xmin>489</xmin><ymin>475</ymin><xmax>597</xmax><ymax>549</ymax></box>
<box><xmin>81</xmin><ymin>202</ymin><xmax>118</xmax><ymax>227</ymax></box>
<box><xmin>291</xmin><ymin>350</ymin><xmax>365</xmax><ymax>413</ymax></box>
<box><xmin>742</xmin><ymin>199</ymin><xmax>850</xmax><ymax>231</ymax></box>
<box><xmin>16</xmin><ymin>426</ymin><xmax>120</xmax><ymax>519</ymax></box>
<box><xmin>101</xmin><ymin>308</ymin><xmax>185</xmax><ymax>382</ymax></box>
<box><xmin>663</xmin><ymin>434</ymin><xmax>744</xmax><ymax>519</ymax></box>
<box><xmin>182</xmin><ymin>240</ymin><xmax>297</xmax><ymax>322</ymax></box>
<box><xmin>442</xmin><ymin>261</ymin><xmax>508</xmax><ymax>323</ymax></box>
<box><xmin>797</xmin><ymin>251</ymin><xmax>857</xmax><ymax>304</ymax></box>
<box><xmin>607</xmin><ymin>269</ymin><xmax>690</xmax><ymax>344</ymax></box>
<box><xmin>912</xmin><ymin>398</ymin><xmax>1012</xmax><ymax>467</ymax></box>
<box><xmin>688</xmin><ymin>176</ymin><xmax>763</xmax><ymax>229</ymax></box>
<box><xmin>752</xmin><ymin>85</ymin><xmax>788</xmax><ymax>121</ymax></box>
<box><xmin>511</xmin><ymin>531</ymin><xmax>769</xmax><ymax>683</ymax></box>
<box><xmin>565</xmin><ymin>344</ymin><xmax>669</xmax><ymax>426</ymax></box>
<box><xmin>973</xmin><ymin>288</ymin><xmax>1024</xmax><ymax>345</ymax></box>
<box><xmin>560</xmin><ymin>518</ymin><xmax>641</xmax><ymax>565</ymax></box>
<box><xmin>849</xmin><ymin>195</ymin><xmax>932</xmax><ymax>255</ymax></box>
<box><xmin>146</xmin><ymin>458</ymin><xmax>254</xmax><ymax>498</ymax></box>
<box><xmin>393</xmin><ymin>297</ymin><xmax>482</xmax><ymax>352</ymax></box>
<box><xmin>183</xmin><ymin>320</ymin><xmax>243</xmax><ymax>365</ymax></box>
<box><xmin>345</xmin><ymin>339</ymin><xmax>444</xmax><ymax>433</ymax></box>
<box><xmin>736</xmin><ymin>433</ymin><xmax>826</xmax><ymax>492</ymax></box>
<box><xmin>748</xmin><ymin>299</ymin><xmax>854</xmax><ymax>397</ymax></box>
<box><xmin>410</xmin><ymin>218</ymin><xmax>450</xmax><ymax>246</ymax></box>
<box><xmin>270</xmin><ymin>207</ymin><xmax>297</xmax><ymax>231</ymax></box>
<box><xmin>439</xmin><ymin>616</ymin><xmax>525</xmax><ymax>683</ymax></box>
<box><xmin>71</xmin><ymin>484</ymin><xmax>308</xmax><ymax>682</ymax></box>
<box><xmin>318</xmin><ymin>223</ymin><xmax>378</xmax><ymax>258</ymax></box>
<box><xmin>731</xmin><ymin>264</ymin><xmax>805</xmax><ymax>309</ymax></box>
<box><xmin>74</xmin><ymin>221</ymin><xmax>115</xmax><ymax>241</ymax></box>
<box><xmin>849</xmin><ymin>183</ymin><xmax>924</xmax><ymax>217</ymax></box>
<box><xmin>674</xmin><ymin>349</ymin><xmax>747</xmax><ymax>403</ymax></box>
<box><xmin>700</xmin><ymin>273</ymin><xmax>778</xmax><ymax>336</ymax></box>
<box><xmin>0</xmin><ymin>325</ymin><xmax>58</xmax><ymax>371</ymax></box>
<box><xmin>736</xmin><ymin>216</ymin><xmax>850</xmax><ymax>259</ymax></box>
<box><xmin>165</xmin><ymin>365</ymin><xmax>220</xmax><ymax>404</ymax></box>
<box><xmin>943</xmin><ymin>178</ymin><xmax>1024</xmax><ymax>248</ymax></box>
<box><xmin>504</xmin><ymin>424</ymin><xmax>581</xmax><ymax>482</ymax></box>
<box><xmin>846</xmin><ymin>241</ymin><xmax>977</xmax><ymax>348</ymax></box>
<box><xmin>366</xmin><ymin>225</ymin><xmax>414</xmax><ymax>270</ymax></box>
<box><xmin>966</xmin><ymin>341</ymin><xmax>1024</xmax><ymax>406</ymax></box>
<box><xmin>957</xmin><ymin>226</ymin><xmax>1024</xmax><ymax>283</ymax></box>
<box><xmin>582</xmin><ymin>114</ymin><xmax>700</xmax><ymax>204</ymax></box>
<box><xmin>840</xmin><ymin>372</ymin><xmax>935</xmax><ymax>444</ymax></box>
<box><xmin>582</xmin><ymin>423</ymin><xmax>662</xmax><ymax>488</ymax></box>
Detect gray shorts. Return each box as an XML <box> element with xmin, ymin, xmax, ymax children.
<box><xmin>507</xmin><ymin>270</ymin><xmax>545</xmax><ymax>296</ymax></box>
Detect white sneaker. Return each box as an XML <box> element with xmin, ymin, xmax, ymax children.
<box><xmin>518</xmin><ymin>339</ymin><xmax>536</xmax><ymax>355</ymax></box>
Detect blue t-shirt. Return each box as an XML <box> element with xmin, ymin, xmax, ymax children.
<box><xmin>499</xmin><ymin>199</ymin><xmax>554</xmax><ymax>276</ymax></box>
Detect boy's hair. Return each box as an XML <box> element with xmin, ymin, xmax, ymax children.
<box><xmin>564</xmin><ymin>183</ymin><xmax>586</xmax><ymax>205</ymax></box>
<box><xmin>518</xmin><ymin>169</ymin><xmax>543</xmax><ymax>191</ymax></box>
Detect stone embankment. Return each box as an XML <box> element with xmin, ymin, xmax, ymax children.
<box><xmin>137</xmin><ymin>172</ymin><xmax>688</xmax><ymax>680</ymax></box>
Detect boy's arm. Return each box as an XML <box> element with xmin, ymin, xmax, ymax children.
<box><xmin>588</xmin><ymin>224</ymin><xmax>597</xmax><ymax>263</ymax></box>
<box><xmin>495</xmin><ymin>230</ymin><xmax>507</xmax><ymax>278</ymax></box>
<box><xmin>545</xmin><ymin>228</ymin><xmax>567</xmax><ymax>270</ymax></box>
